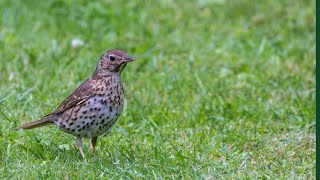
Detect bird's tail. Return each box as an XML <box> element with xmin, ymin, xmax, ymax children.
<box><xmin>16</xmin><ymin>116</ymin><xmax>55</xmax><ymax>130</ymax></box>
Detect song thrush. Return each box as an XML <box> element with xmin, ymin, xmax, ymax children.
<box><xmin>16</xmin><ymin>49</ymin><xmax>134</xmax><ymax>158</ymax></box>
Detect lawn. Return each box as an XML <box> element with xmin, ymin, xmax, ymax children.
<box><xmin>0</xmin><ymin>0</ymin><xmax>315</xmax><ymax>179</ymax></box>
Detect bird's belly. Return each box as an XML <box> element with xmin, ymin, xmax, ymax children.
<box><xmin>55</xmin><ymin>94</ymin><xmax>124</xmax><ymax>138</ymax></box>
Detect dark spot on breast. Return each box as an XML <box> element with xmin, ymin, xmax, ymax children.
<box><xmin>70</xmin><ymin>122</ymin><xmax>74</xmax><ymax>126</ymax></box>
<box><xmin>82</xmin><ymin>121</ymin><xmax>85</xmax><ymax>124</ymax></box>
<box><xmin>67</xmin><ymin>128</ymin><xmax>70</xmax><ymax>131</ymax></box>
<box><xmin>90</xmin><ymin>108</ymin><xmax>93</xmax><ymax>111</ymax></box>
<box><xmin>80</xmin><ymin>116</ymin><xmax>83</xmax><ymax>118</ymax></box>
<box><xmin>99</xmin><ymin>114</ymin><xmax>104</xmax><ymax>118</ymax></box>
<box><xmin>62</xmin><ymin>125</ymin><xmax>66</xmax><ymax>128</ymax></box>
<box><xmin>96</xmin><ymin>123</ymin><xmax>99</xmax><ymax>125</ymax></box>
<box><xmin>104</xmin><ymin>122</ymin><xmax>110</xmax><ymax>127</ymax></box>
<box><xmin>82</xmin><ymin>110</ymin><xmax>87</xmax><ymax>114</ymax></box>
<box><xmin>84</xmin><ymin>116</ymin><xmax>88</xmax><ymax>119</ymax></box>
<box><xmin>78</xmin><ymin>129</ymin><xmax>81</xmax><ymax>132</ymax></box>
<box><xmin>109</xmin><ymin>106</ymin><xmax>112</xmax><ymax>112</ymax></box>
<box><xmin>98</xmin><ymin>108</ymin><xmax>101</xmax><ymax>111</ymax></box>
<box><xmin>91</xmin><ymin>122</ymin><xmax>94</xmax><ymax>125</ymax></box>
<box><xmin>72</xmin><ymin>129</ymin><xmax>75</xmax><ymax>132</ymax></box>
<box><xmin>77</xmin><ymin>125</ymin><xmax>80</xmax><ymax>128</ymax></box>
<box><xmin>89</xmin><ymin>116</ymin><xmax>92</xmax><ymax>119</ymax></box>
<box><xmin>107</xmin><ymin>116</ymin><xmax>109</xmax><ymax>119</ymax></box>
<box><xmin>72</xmin><ymin>117</ymin><xmax>77</xmax><ymax>121</ymax></box>
<box><xmin>101</xmin><ymin>119</ymin><xmax>105</xmax><ymax>124</ymax></box>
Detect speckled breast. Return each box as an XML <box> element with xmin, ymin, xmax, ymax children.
<box><xmin>55</xmin><ymin>76</ymin><xmax>124</xmax><ymax>138</ymax></box>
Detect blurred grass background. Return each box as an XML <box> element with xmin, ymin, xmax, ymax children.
<box><xmin>0</xmin><ymin>0</ymin><xmax>315</xmax><ymax>179</ymax></box>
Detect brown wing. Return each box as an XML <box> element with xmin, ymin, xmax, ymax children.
<box><xmin>49</xmin><ymin>78</ymin><xmax>95</xmax><ymax>115</ymax></box>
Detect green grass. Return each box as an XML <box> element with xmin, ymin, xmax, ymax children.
<box><xmin>0</xmin><ymin>0</ymin><xmax>315</xmax><ymax>179</ymax></box>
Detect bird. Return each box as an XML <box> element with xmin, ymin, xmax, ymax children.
<box><xmin>16</xmin><ymin>49</ymin><xmax>135</xmax><ymax>158</ymax></box>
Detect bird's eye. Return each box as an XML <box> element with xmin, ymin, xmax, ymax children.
<box><xmin>109</xmin><ymin>55</ymin><xmax>116</xmax><ymax>61</ymax></box>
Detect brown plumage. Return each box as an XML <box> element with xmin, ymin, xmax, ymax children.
<box><xmin>16</xmin><ymin>49</ymin><xmax>135</xmax><ymax>158</ymax></box>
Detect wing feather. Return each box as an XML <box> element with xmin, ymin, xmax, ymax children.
<box><xmin>50</xmin><ymin>78</ymin><xmax>95</xmax><ymax>115</ymax></box>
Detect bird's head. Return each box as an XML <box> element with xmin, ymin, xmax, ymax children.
<box><xmin>94</xmin><ymin>49</ymin><xmax>134</xmax><ymax>76</ymax></box>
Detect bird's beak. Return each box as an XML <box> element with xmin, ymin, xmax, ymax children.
<box><xmin>124</xmin><ymin>57</ymin><xmax>135</xmax><ymax>62</ymax></box>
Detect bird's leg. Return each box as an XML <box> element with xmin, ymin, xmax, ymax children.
<box><xmin>91</xmin><ymin>137</ymin><xmax>98</xmax><ymax>156</ymax></box>
<box><xmin>76</xmin><ymin>136</ymin><xmax>85</xmax><ymax>159</ymax></box>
